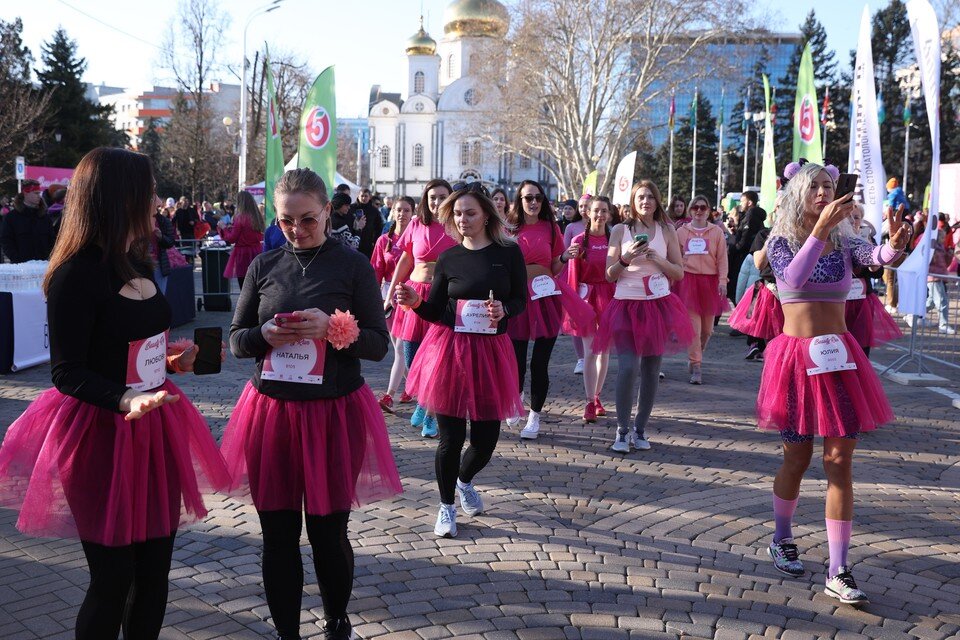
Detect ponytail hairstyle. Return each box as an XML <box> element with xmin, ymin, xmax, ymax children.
<box><xmin>386</xmin><ymin>195</ymin><xmax>416</xmax><ymax>251</ymax></box>
<box><xmin>415</xmin><ymin>179</ymin><xmax>453</xmax><ymax>225</ymax></box>
<box><xmin>587</xmin><ymin>195</ymin><xmax>612</xmax><ymax>240</ymax></box>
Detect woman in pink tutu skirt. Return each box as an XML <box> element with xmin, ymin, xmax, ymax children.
<box><xmin>220</xmin><ymin>168</ymin><xmax>402</xmax><ymax>640</ymax></box>
<box><xmin>397</xmin><ymin>184</ymin><xmax>526</xmax><ymax>538</ymax></box>
<box><xmin>383</xmin><ymin>179</ymin><xmax>456</xmax><ymax>438</ymax></box>
<box><xmin>729</xmin><ymin>226</ymin><xmax>783</xmax><ymax>360</ymax></box>
<box><xmin>759</xmin><ymin>162</ymin><xmax>910</xmax><ymax>607</ymax></box>
<box><xmin>564</xmin><ymin>196</ymin><xmax>616</xmax><ymax>423</ymax></box>
<box><xmin>844</xmin><ymin>203</ymin><xmax>903</xmax><ymax>357</ymax></box>
<box><xmin>594</xmin><ymin>180</ymin><xmax>694</xmax><ymax>453</ymax></box>
<box><xmin>371</xmin><ymin>196</ymin><xmax>415</xmax><ymax>413</ymax></box>
<box><xmin>505</xmin><ymin>180</ymin><xmax>595</xmax><ymax>440</ymax></box>
<box><xmin>220</xmin><ymin>190</ymin><xmax>264</xmax><ymax>290</ymax></box>
<box><xmin>0</xmin><ymin>147</ymin><xmax>231</xmax><ymax>639</ymax></box>
<box><xmin>676</xmin><ymin>194</ymin><xmax>730</xmax><ymax>384</ymax></box>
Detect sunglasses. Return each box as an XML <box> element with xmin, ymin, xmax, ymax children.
<box><xmin>278</xmin><ymin>216</ymin><xmax>321</xmax><ymax>231</ymax></box>
<box><xmin>521</xmin><ymin>194</ymin><xmax>544</xmax><ymax>203</ymax></box>
<box><xmin>690</xmin><ymin>204</ymin><xmax>709</xmax><ymax>212</ymax></box>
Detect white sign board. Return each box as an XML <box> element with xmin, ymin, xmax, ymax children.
<box><xmin>14</xmin><ymin>156</ymin><xmax>25</xmax><ymax>181</ymax></box>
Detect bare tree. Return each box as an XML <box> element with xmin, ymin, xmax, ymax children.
<box><xmin>476</xmin><ymin>0</ymin><xmax>753</xmax><ymax>196</ymax></box>
<box><xmin>0</xmin><ymin>18</ymin><xmax>52</xmax><ymax>178</ymax></box>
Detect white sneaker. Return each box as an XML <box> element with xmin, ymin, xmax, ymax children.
<box><xmin>520</xmin><ymin>410</ymin><xmax>540</xmax><ymax>439</ymax></box>
<box><xmin>456</xmin><ymin>480</ymin><xmax>483</xmax><ymax>516</ymax></box>
<box><xmin>573</xmin><ymin>358</ymin><xmax>585</xmax><ymax>375</ymax></box>
<box><xmin>434</xmin><ymin>503</ymin><xmax>457</xmax><ymax>538</ymax></box>
<box><xmin>940</xmin><ymin>325</ymin><xmax>956</xmax><ymax>335</ymax></box>
<box><xmin>885</xmin><ymin>304</ymin><xmax>897</xmax><ymax>314</ymax></box>
<box><xmin>632</xmin><ymin>431</ymin><xmax>651</xmax><ymax>450</ymax></box>
<box><xmin>505</xmin><ymin>414</ymin><xmax>521</xmax><ymax>427</ymax></box>
<box><xmin>610</xmin><ymin>431</ymin><xmax>630</xmax><ymax>453</ymax></box>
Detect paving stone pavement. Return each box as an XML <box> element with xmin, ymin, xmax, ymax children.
<box><xmin>0</xmin><ymin>298</ymin><xmax>958</xmax><ymax>639</ymax></box>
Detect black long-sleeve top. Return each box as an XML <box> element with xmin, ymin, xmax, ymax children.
<box><xmin>48</xmin><ymin>245</ymin><xmax>171</xmax><ymax>412</ymax></box>
<box><xmin>413</xmin><ymin>241</ymin><xmax>527</xmax><ymax>335</ymax></box>
<box><xmin>229</xmin><ymin>237</ymin><xmax>389</xmax><ymax>400</ymax></box>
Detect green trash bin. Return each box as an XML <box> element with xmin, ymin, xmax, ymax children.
<box><xmin>199</xmin><ymin>247</ymin><xmax>232</xmax><ymax>312</ymax></box>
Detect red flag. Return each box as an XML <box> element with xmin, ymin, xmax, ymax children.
<box><xmin>821</xmin><ymin>87</ymin><xmax>831</xmax><ymax>126</ymax></box>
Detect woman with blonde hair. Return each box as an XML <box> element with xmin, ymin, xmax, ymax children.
<box><xmin>221</xmin><ymin>190</ymin><xmax>265</xmax><ymax>291</ymax></box>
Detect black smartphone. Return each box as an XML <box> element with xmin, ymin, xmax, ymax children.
<box><xmin>835</xmin><ymin>173</ymin><xmax>858</xmax><ymax>200</ymax></box>
<box><xmin>193</xmin><ymin>327</ymin><xmax>222</xmax><ymax>375</ymax></box>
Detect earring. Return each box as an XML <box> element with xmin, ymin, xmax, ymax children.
<box><xmin>484</xmin><ymin>219</ymin><xmax>489</xmax><ymax>225</ymax></box>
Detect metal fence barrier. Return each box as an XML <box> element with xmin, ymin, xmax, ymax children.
<box><xmin>880</xmin><ymin>267</ymin><xmax>960</xmax><ymax>376</ymax></box>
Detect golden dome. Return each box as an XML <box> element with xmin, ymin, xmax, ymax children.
<box><xmin>443</xmin><ymin>0</ymin><xmax>509</xmax><ymax>38</ymax></box>
<box><xmin>405</xmin><ymin>17</ymin><xmax>437</xmax><ymax>55</ymax></box>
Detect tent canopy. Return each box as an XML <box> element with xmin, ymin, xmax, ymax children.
<box><xmin>246</xmin><ymin>156</ymin><xmax>360</xmax><ymax>200</ymax></box>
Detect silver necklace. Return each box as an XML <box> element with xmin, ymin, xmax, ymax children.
<box><xmin>292</xmin><ymin>249</ymin><xmax>321</xmax><ymax>277</ymax></box>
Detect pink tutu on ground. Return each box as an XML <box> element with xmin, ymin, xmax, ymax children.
<box><xmin>592</xmin><ymin>294</ymin><xmax>695</xmax><ymax>356</ymax></box>
<box><xmin>391</xmin><ymin>280</ymin><xmax>433</xmax><ymax>342</ymax></box>
<box><xmin>845</xmin><ymin>293</ymin><xmax>903</xmax><ymax>348</ymax></box>
<box><xmin>729</xmin><ymin>281</ymin><xmax>784</xmax><ymax>340</ymax></box>
<box><xmin>0</xmin><ymin>381</ymin><xmax>230</xmax><ymax>546</ymax></box>
<box><xmin>756</xmin><ymin>332</ymin><xmax>894</xmax><ymax>437</ymax></box>
<box><xmin>676</xmin><ymin>272</ymin><xmax>730</xmax><ymax>317</ymax></box>
<box><xmin>562</xmin><ymin>281</ymin><xmax>616</xmax><ymax>337</ymax></box>
<box><xmin>508</xmin><ymin>276</ymin><xmax>595</xmax><ymax>341</ymax></box>
<box><xmin>223</xmin><ymin>245</ymin><xmax>262</xmax><ymax>279</ymax></box>
<box><xmin>219</xmin><ymin>383</ymin><xmax>402</xmax><ymax>515</ymax></box>
<box><xmin>405</xmin><ymin>324</ymin><xmax>523</xmax><ymax>420</ymax></box>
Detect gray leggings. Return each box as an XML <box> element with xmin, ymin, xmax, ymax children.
<box><xmin>615</xmin><ymin>352</ymin><xmax>663</xmax><ymax>437</ymax></box>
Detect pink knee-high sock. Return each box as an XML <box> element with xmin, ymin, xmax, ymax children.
<box><xmin>773</xmin><ymin>494</ymin><xmax>798</xmax><ymax>542</ymax></box>
<box><xmin>826</xmin><ymin>519</ymin><xmax>853</xmax><ymax>577</ymax></box>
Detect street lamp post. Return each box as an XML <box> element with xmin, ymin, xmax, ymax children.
<box><xmin>239</xmin><ymin>0</ymin><xmax>284</xmax><ymax>190</ymax></box>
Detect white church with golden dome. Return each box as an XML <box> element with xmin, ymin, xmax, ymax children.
<box><xmin>367</xmin><ymin>0</ymin><xmax>554</xmax><ymax>197</ymax></box>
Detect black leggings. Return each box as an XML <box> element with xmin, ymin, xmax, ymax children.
<box><xmin>237</xmin><ymin>276</ymin><xmax>245</xmax><ymax>291</ymax></box>
<box><xmin>436</xmin><ymin>415</ymin><xmax>501</xmax><ymax>504</ymax></box>
<box><xmin>258</xmin><ymin>510</ymin><xmax>352</xmax><ymax>637</ymax></box>
<box><xmin>512</xmin><ymin>337</ymin><xmax>557</xmax><ymax>413</ymax></box>
<box><xmin>76</xmin><ymin>534</ymin><xmax>176</xmax><ymax>640</ymax></box>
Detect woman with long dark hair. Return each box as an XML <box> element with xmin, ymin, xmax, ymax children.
<box><xmin>594</xmin><ymin>180</ymin><xmax>693</xmax><ymax>452</ymax></box>
<box><xmin>221</xmin><ymin>190</ymin><xmax>265</xmax><ymax>291</ymax></box>
<box><xmin>221</xmin><ymin>168</ymin><xmax>402</xmax><ymax>639</ymax></box>
<box><xmin>397</xmin><ymin>186</ymin><xmax>526</xmax><ymax>537</ymax></box>
<box><xmin>0</xmin><ymin>147</ymin><xmax>230</xmax><ymax>639</ymax></box>
<box><xmin>505</xmin><ymin>180</ymin><xmax>594</xmax><ymax>439</ymax></box>
<box><xmin>384</xmin><ymin>179</ymin><xmax>457</xmax><ymax>438</ymax></box>
<box><xmin>373</xmin><ymin>195</ymin><xmax>415</xmax><ymax>412</ymax></box>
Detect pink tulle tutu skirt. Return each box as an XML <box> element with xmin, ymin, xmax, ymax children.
<box><xmin>563</xmin><ymin>281</ymin><xmax>616</xmax><ymax>337</ymax></box>
<box><xmin>592</xmin><ymin>294</ymin><xmax>695</xmax><ymax>356</ymax></box>
<box><xmin>391</xmin><ymin>281</ymin><xmax>433</xmax><ymax>342</ymax></box>
<box><xmin>508</xmin><ymin>277</ymin><xmax>595</xmax><ymax>341</ymax></box>
<box><xmin>0</xmin><ymin>381</ymin><xmax>230</xmax><ymax>546</ymax></box>
<box><xmin>729</xmin><ymin>281</ymin><xmax>784</xmax><ymax>340</ymax></box>
<box><xmin>220</xmin><ymin>383</ymin><xmax>402</xmax><ymax>515</ymax></box>
<box><xmin>676</xmin><ymin>272</ymin><xmax>730</xmax><ymax>317</ymax></box>
<box><xmin>845</xmin><ymin>293</ymin><xmax>903</xmax><ymax>348</ymax></box>
<box><xmin>223</xmin><ymin>245</ymin><xmax>263</xmax><ymax>278</ymax></box>
<box><xmin>405</xmin><ymin>324</ymin><xmax>523</xmax><ymax>420</ymax></box>
<box><xmin>756</xmin><ymin>332</ymin><xmax>894</xmax><ymax>437</ymax></box>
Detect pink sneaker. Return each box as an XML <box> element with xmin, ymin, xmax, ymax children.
<box><xmin>583</xmin><ymin>401</ymin><xmax>597</xmax><ymax>423</ymax></box>
<box><xmin>398</xmin><ymin>391</ymin><xmax>414</xmax><ymax>404</ymax></box>
<box><xmin>594</xmin><ymin>396</ymin><xmax>606</xmax><ymax>416</ymax></box>
<box><xmin>378</xmin><ymin>393</ymin><xmax>394</xmax><ymax>414</ymax></box>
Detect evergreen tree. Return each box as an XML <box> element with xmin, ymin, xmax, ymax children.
<box><xmin>139</xmin><ymin>118</ymin><xmax>178</xmax><ymax>197</ymax></box>
<box><xmin>775</xmin><ymin>10</ymin><xmax>838</xmax><ymax>169</ymax></box>
<box><xmin>0</xmin><ymin>19</ymin><xmax>51</xmax><ymax>183</ymax></box>
<box><xmin>36</xmin><ymin>27</ymin><xmax>120</xmax><ymax>167</ymax></box>
<box><xmin>0</xmin><ymin>18</ymin><xmax>32</xmax><ymax>85</ymax></box>
<box><xmin>644</xmin><ymin>96</ymin><xmax>719</xmax><ymax>202</ymax></box>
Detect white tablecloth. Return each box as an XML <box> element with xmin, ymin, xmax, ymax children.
<box><xmin>11</xmin><ymin>290</ymin><xmax>49</xmax><ymax>371</ymax></box>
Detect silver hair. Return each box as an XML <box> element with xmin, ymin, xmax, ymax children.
<box><xmin>770</xmin><ymin>162</ymin><xmax>855</xmax><ymax>249</ymax></box>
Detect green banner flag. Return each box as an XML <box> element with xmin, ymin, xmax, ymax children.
<box><xmin>689</xmin><ymin>88</ymin><xmax>698</xmax><ymax>127</ymax></box>
<box><xmin>264</xmin><ymin>45</ymin><xmax>283</xmax><ymax>226</ymax></box>
<box><xmin>297</xmin><ymin>66</ymin><xmax>337</xmax><ymax>197</ymax></box>
<box><xmin>792</xmin><ymin>43</ymin><xmax>823</xmax><ymax>163</ymax></box>
<box><xmin>582</xmin><ymin>170</ymin><xmax>598</xmax><ymax>197</ymax></box>
<box><xmin>760</xmin><ymin>74</ymin><xmax>778</xmax><ymax>215</ymax></box>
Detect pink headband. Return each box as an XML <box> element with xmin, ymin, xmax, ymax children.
<box><xmin>783</xmin><ymin>158</ymin><xmax>840</xmax><ymax>182</ymax></box>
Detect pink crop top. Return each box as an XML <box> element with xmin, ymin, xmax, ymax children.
<box><xmin>396</xmin><ymin>218</ymin><xmax>457</xmax><ymax>264</ymax></box>
<box><xmin>515</xmin><ymin>220</ymin><xmax>564</xmax><ymax>270</ymax></box>
<box><xmin>768</xmin><ymin>234</ymin><xmax>901</xmax><ymax>304</ymax></box>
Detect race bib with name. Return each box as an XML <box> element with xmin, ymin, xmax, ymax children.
<box><xmin>642</xmin><ymin>273</ymin><xmax>671</xmax><ymax>300</ymax></box>
<box><xmin>126</xmin><ymin>331</ymin><xmax>167</xmax><ymax>392</ymax></box>
<box><xmin>380</xmin><ymin>281</ymin><xmax>391</xmax><ymax>301</ymax></box>
<box><xmin>529</xmin><ymin>274</ymin><xmax>561</xmax><ymax>300</ymax></box>
<box><xmin>454</xmin><ymin>299</ymin><xmax>497</xmax><ymax>334</ymax></box>
<box><xmin>803</xmin><ymin>334</ymin><xmax>858</xmax><ymax>376</ymax></box>
<box><xmin>262</xmin><ymin>338</ymin><xmax>327</xmax><ymax>384</ymax></box>
<box><xmin>685</xmin><ymin>236</ymin><xmax>708</xmax><ymax>255</ymax></box>
<box><xmin>846</xmin><ymin>278</ymin><xmax>867</xmax><ymax>301</ymax></box>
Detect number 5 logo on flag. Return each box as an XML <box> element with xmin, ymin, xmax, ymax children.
<box><xmin>304</xmin><ymin>106</ymin><xmax>331</xmax><ymax>149</ymax></box>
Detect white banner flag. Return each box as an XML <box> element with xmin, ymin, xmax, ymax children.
<box><xmin>897</xmin><ymin>0</ymin><xmax>942</xmax><ymax>316</ymax></box>
<box><xmin>611</xmin><ymin>151</ymin><xmax>637</xmax><ymax>205</ymax></box>
<box><xmin>848</xmin><ymin>6</ymin><xmax>886</xmax><ymax>244</ymax></box>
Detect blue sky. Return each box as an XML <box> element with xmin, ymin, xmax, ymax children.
<box><xmin>17</xmin><ymin>1</ymin><xmax>876</xmax><ymax>117</ymax></box>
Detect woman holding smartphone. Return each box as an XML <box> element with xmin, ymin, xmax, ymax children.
<box><xmin>0</xmin><ymin>148</ymin><xmax>230</xmax><ymax>639</ymax></box>
<box><xmin>760</xmin><ymin>162</ymin><xmax>908</xmax><ymax>606</ymax></box>
<box><xmin>384</xmin><ymin>179</ymin><xmax>456</xmax><ymax>438</ymax></box>
<box><xmin>372</xmin><ymin>196</ymin><xmax>415</xmax><ymax>412</ymax></box>
<box><xmin>396</xmin><ymin>185</ymin><xmax>526</xmax><ymax>537</ymax></box>
<box><xmin>221</xmin><ymin>168</ymin><xmax>402</xmax><ymax>640</ymax></box>
<box><xmin>594</xmin><ymin>181</ymin><xmax>693</xmax><ymax>452</ymax></box>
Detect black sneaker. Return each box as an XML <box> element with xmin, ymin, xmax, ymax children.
<box><xmin>729</xmin><ymin>329</ymin><xmax>744</xmax><ymax>337</ymax></box>
<box><xmin>322</xmin><ymin>617</ymin><xmax>356</xmax><ymax>639</ymax></box>
<box><xmin>745</xmin><ymin>345</ymin><xmax>761</xmax><ymax>360</ymax></box>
